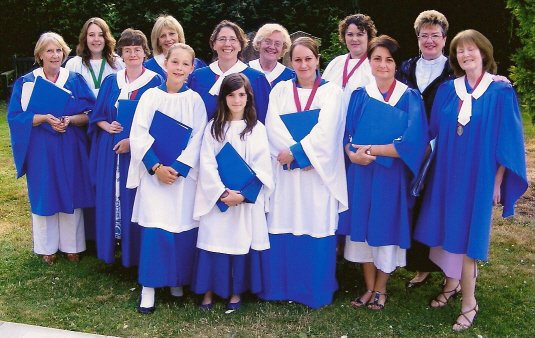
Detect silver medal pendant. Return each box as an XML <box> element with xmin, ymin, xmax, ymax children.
<box><xmin>457</xmin><ymin>125</ymin><xmax>463</xmax><ymax>136</ymax></box>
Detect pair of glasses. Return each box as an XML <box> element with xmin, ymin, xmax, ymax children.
<box><xmin>122</xmin><ymin>48</ymin><xmax>144</xmax><ymax>55</ymax></box>
<box><xmin>418</xmin><ymin>34</ymin><xmax>443</xmax><ymax>41</ymax></box>
<box><xmin>263</xmin><ymin>39</ymin><xmax>283</xmax><ymax>48</ymax></box>
<box><xmin>217</xmin><ymin>37</ymin><xmax>238</xmax><ymax>44</ymax></box>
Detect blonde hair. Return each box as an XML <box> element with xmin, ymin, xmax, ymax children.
<box><xmin>34</xmin><ymin>32</ymin><xmax>71</xmax><ymax>67</ymax></box>
<box><xmin>414</xmin><ymin>10</ymin><xmax>449</xmax><ymax>36</ymax></box>
<box><xmin>252</xmin><ymin>23</ymin><xmax>291</xmax><ymax>58</ymax></box>
<box><xmin>151</xmin><ymin>15</ymin><xmax>185</xmax><ymax>55</ymax></box>
<box><xmin>165</xmin><ymin>43</ymin><xmax>195</xmax><ymax>62</ymax></box>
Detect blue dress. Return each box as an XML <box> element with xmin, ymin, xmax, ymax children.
<box><xmin>88</xmin><ymin>72</ymin><xmax>163</xmax><ymax>267</ymax></box>
<box><xmin>338</xmin><ymin>84</ymin><xmax>428</xmax><ymax>249</ymax></box>
<box><xmin>8</xmin><ymin>69</ymin><xmax>95</xmax><ymax>216</ymax></box>
<box><xmin>414</xmin><ymin>78</ymin><xmax>527</xmax><ymax>261</ymax></box>
<box><xmin>188</xmin><ymin>64</ymin><xmax>271</xmax><ymax>123</ymax></box>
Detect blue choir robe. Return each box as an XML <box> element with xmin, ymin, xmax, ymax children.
<box><xmin>338</xmin><ymin>80</ymin><xmax>428</xmax><ymax>249</ymax></box>
<box><xmin>188</xmin><ymin>61</ymin><xmax>271</xmax><ymax>123</ymax></box>
<box><xmin>248</xmin><ymin>59</ymin><xmax>294</xmax><ymax>88</ymax></box>
<box><xmin>88</xmin><ymin>69</ymin><xmax>163</xmax><ymax>266</ymax></box>
<box><xmin>414</xmin><ymin>74</ymin><xmax>527</xmax><ymax>261</ymax></box>
<box><xmin>144</xmin><ymin>54</ymin><xmax>207</xmax><ymax>82</ymax></box>
<box><xmin>8</xmin><ymin>68</ymin><xmax>95</xmax><ymax>216</ymax></box>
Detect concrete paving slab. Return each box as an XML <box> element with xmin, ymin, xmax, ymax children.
<box><xmin>0</xmin><ymin>321</ymin><xmax>120</xmax><ymax>338</ymax></box>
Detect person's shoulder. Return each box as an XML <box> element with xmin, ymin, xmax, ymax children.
<box><xmin>242</xmin><ymin>66</ymin><xmax>266</xmax><ymax>79</ymax></box>
<box><xmin>64</xmin><ymin>55</ymin><xmax>82</xmax><ymax>70</ymax></box>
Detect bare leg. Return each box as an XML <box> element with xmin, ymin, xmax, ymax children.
<box><xmin>202</xmin><ymin>291</ymin><xmax>213</xmax><ymax>305</ymax></box>
<box><xmin>360</xmin><ymin>262</ymin><xmax>377</xmax><ymax>304</ymax></box>
<box><xmin>409</xmin><ymin>271</ymin><xmax>430</xmax><ymax>283</ymax></box>
<box><xmin>229</xmin><ymin>294</ymin><xmax>241</xmax><ymax>303</ymax></box>
<box><xmin>453</xmin><ymin>255</ymin><xmax>479</xmax><ymax>331</ymax></box>
<box><xmin>430</xmin><ymin>276</ymin><xmax>461</xmax><ymax>308</ymax></box>
<box><xmin>368</xmin><ymin>270</ymin><xmax>390</xmax><ymax>309</ymax></box>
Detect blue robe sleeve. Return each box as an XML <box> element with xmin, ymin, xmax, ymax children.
<box><xmin>250</xmin><ymin>73</ymin><xmax>271</xmax><ymax>124</ymax></box>
<box><xmin>392</xmin><ymin>89</ymin><xmax>429</xmax><ymax>176</ymax></box>
<box><xmin>69</xmin><ymin>73</ymin><xmax>96</xmax><ymax>116</ymax></box>
<box><xmin>7</xmin><ymin>76</ymin><xmax>34</xmax><ymax>178</ymax></box>
<box><xmin>170</xmin><ymin>160</ymin><xmax>191</xmax><ymax>177</ymax></box>
<box><xmin>495</xmin><ymin>85</ymin><xmax>528</xmax><ymax>217</ymax></box>
<box><xmin>88</xmin><ymin>74</ymin><xmax>116</xmax><ymax>138</ymax></box>
<box><xmin>290</xmin><ymin>142</ymin><xmax>312</xmax><ymax>168</ymax></box>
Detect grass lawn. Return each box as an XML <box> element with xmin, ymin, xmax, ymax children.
<box><xmin>0</xmin><ymin>100</ymin><xmax>534</xmax><ymax>337</ymax></box>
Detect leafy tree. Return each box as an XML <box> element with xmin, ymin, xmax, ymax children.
<box><xmin>507</xmin><ymin>0</ymin><xmax>535</xmax><ymax>121</ymax></box>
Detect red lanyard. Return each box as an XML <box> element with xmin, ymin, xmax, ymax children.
<box><xmin>383</xmin><ymin>79</ymin><xmax>397</xmax><ymax>102</ymax></box>
<box><xmin>293</xmin><ymin>76</ymin><xmax>321</xmax><ymax>112</ymax></box>
<box><xmin>342</xmin><ymin>53</ymin><xmax>367</xmax><ymax>88</ymax></box>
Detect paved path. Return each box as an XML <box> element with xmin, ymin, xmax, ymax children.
<box><xmin>0</xmin><ymin>321</ymin><xmax>120</xmax><ymax>338</ymax></box>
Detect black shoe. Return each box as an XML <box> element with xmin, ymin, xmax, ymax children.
<box><xmin>138</xmin><ymin>298</ymin><xmax>155</xmax><ymax>314</ymax></box>
<box><xmin>406</xmin><ymin>273</ymin><xmax>431</xmax><ymax>288</ymax></box>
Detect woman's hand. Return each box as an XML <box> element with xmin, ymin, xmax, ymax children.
<box><xmin>277</xmin><ymin>148</ymin><xmax>294</xmax><ymax>167</ymax></box>
<box><xmin>302</xmin><ymin>165</ymin><xmax>314</xmax><ymax>171</ymax></box>
<box><xmin>154</xmin><ymin>164</ymin><xmax>179</xmax><ymax>185</ymax></box>
<box><xmin>347</xmin><ymin>144</ymin><xmax>376</xmax><ymax>165</ymax></box>
<box><xmin>492</xmin><ymin>75</ymin><xmax>511</xmax><ymax>84</ymax></box>
<box><xmin>107</xmin><ymin>121</ymin><xmax>123</xmax><ymax>134</ymax></box>
<box><xmin>493</xmin><ymin>165</ymin><xmax>506</xmax><ymax>205</ymax></box>
<box><xmin>113</xmin><ymin>138</ymin><xmax>130</xmax><ymax>154</ymax></box>
<box><xmin>44</xmin><ymin>114</ymin><xmax>64</xmax><ymax>132</ymax></box>
<box><xmin>220</xmin><ymin>188</ymin><xmax>245</xmax><ymax>207</ymax></box>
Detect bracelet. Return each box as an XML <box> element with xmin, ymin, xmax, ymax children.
<box><xmin>153</xmin><ymin>164</ymin><xmax>163</xmax><ymax>173</ymax></box>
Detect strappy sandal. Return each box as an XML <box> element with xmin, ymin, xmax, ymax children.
<box><xmin>430</xmin><ymin>283</ymin><xmax>461</xmax><ymax>308</ymax></box>
<box><xmin>453</xmin><ymin>303</ymin><xmax>479</xmax><ymax>331</ymax></box>
<box><xmin>367</xmin><ymin>291</ymin><xmax>387</xmax><ymax>310</ymax></box>
<box><xmin>350</xmin><ymin>289</ymin><xmax>373</xmax><ymax>308</ymax></box>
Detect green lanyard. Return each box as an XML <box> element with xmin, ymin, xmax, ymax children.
<box><xmin>89</xmin><ymin>59</ymin><xmax>106</xmax><ymax>89</ymax></box>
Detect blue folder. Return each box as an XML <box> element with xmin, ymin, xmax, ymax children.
<box><xmin>279</xmin><ymin>108</ymin><xmax>320</xmax><ymax>170</ymax></box>
<box><xmin>410</xmin><ymin>140</ymin><xmax>436</xmax><ymax>196</ymax></box>
<box><xmin>349</xmin><ymin>99</ymin><xmax>408</xmax><ymax>167</ymax></box>
<box><xmin>215</xmin><ymin>142</ymin><xmax>262</xmax><ymax>212</ymax></box>
<box><xmin>148</xmin><ymin>110</ymin><xmax>192</xmax><ymax>166</ymax></box>
<box><xmin>27</xmin><ymin>76</ymin><xmax>73</xmax><ymax>133</ymax></box>
<box><xmin>114</xmin><ymin>100</ymin><xmax>139</xmax><ymax>143</ymax></box>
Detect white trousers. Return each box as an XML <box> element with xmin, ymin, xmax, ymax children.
<box><xmin>344</xmin><ymin>236</ymin><xmax>406</xmax><ymax>274</ymax></box>
<box><xmin>32</xmin><ymin>209</ymin><xmax>86</xmax><ymax>255</ymax></box>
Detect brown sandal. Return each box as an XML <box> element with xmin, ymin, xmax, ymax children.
<box><xmin>430</xmin><ymin>283</ymin><xmax>460</xmax><ymax>308</ymax></box>
<box><xmin>453</xmin><ymin>303</ymin><xmax>479</xmax><ymax>331</ymax></box>
<box><xmin>42</xmin><ymin>254</ymin><xmax>57</xmax><ymax>264</ymax></box>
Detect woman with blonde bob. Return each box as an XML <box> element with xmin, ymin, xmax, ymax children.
<box><xmin>249</xmin><ymin>23</ymin><xmax>294</xmax><ymax>87</ymax></box>
<box><xmin>414</xmin><ymin>30</ymin><xmax>527</xmax><ymax>331</ymax></box>
<box><xmin>144</xmin><ymin>14</ymin><xmax>207</xmax><ymax>79</ymax></box>
<box><xmin>65</xmin><ymin>17</ymin><xmax>124</xmax><ymax>97</ymax></box>
<box><xmin>8</xmin><ymin>32</ymin><xmax>96</xmax><ymax>264</ymax></box>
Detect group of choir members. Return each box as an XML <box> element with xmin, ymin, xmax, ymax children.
<box><xmin>6</xmin><ymin>9</ymin><xmax>528</xmax><ymax>332</ymax></box>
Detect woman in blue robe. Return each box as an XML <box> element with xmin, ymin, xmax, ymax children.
<box><xmin>339</xmin><ymin>36</ymin><xmax>427</xmax><ymax>310</ymax></box>
<box><xmin>414</xmin><ymin>30</ymin><xmax>527</xmax><ymax>331</ymax></box>
<box><xmin>8</xmin><ymin>32</ymin><xmax>95</xmax><ymax>264</ymax></box>
<box><xmin>188</xmin><ymin>20</ymin><xmax>271</xmax><ymax>123</ymax></box>
<box><xmin>144</xmin><ymin>14</ymin><xmax>206</xmax><ymax>80</ymax></box>
<box><xmin>88</xmin><ymin>29</ymin><xmax>163</xmax><ymax>267</ymax></box>
<box><xmin>248</xmin><ymin>23</ymin><xmax>294</xmax><ymax>88</ymax></box>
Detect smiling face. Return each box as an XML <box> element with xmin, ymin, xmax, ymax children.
<box><xmin>418</xmin><ymin>24</ymin><xmax>446</xmax><ymax>60</ymax></box>
<box><xmin>164</xmin><ymin>47</ymin><xmax>194</xmax><ymax>85</ymax></box>
<box><xmin>369</xmin><ymin>46</ymin><xmax>396</xmax><ymax>83</ymax></box>
<box><xmin>213</xmin><ymin>26</ymin><xmax>241</xmax><ymax>62</ymax></box>
<box><xmin>158</xmin><ymin>26</ymin><xmax>179</xmax><ymax>55</ymax></box>
<box><xmin>86</xmin><ymin>23</ymin><xmax>104</xmax><ymax>57</ymax></box>
<box><xmin>259</xmin><ymin>31</ymin><xmax>284</xmax><ymax>63</ymax></box>
<box><xmin>291</xmin><ymin>44</ymin><xmax>319</xmax><ymax>84</ymax></box>
<box><xmin>39</xmin><ymin>42</ymin><xmax>63</xmax><ymax>74</ymax></box>
<box><xmin>456</xmin><ymin>42</ymin><xmax>483</xmax><ymax>75</ymax></box>
<box><xmin>345</xmin><ymin>24</ymin><xmax>368</xmax><ymax>59</ymax></box>
<box><xmin>226</xmin><ymin>86</ymin><xmax>247</xmax><ymax>118</ymax></box>
<box><xmin>121</xmin><ymin>45</ymin><xmax>145</xmax><ymax>69</ymax></box>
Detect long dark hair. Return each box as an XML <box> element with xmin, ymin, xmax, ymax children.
<box><xmin>211</xmin><ymin>73</ymin><xmax>257</xmax><ymax>143</ymax></box>
<box><xmin>76</xmin><ymin>18</ymin><xmax>117</xmax><ymax>70</ymax></box>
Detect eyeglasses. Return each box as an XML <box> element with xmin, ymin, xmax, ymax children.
<box><xmin>216</xmin><ymin>37</ymin><xmax>239</xmax><ymax>44</ymax></box>
<box><xmin>418</xmin><ymin>34</ymin><xmax>443</xmax><ymax>41</ymax></box>
<box><xmin>122</xmin><ymin>48</ymin><xmax>144</xmax><ymax>55</ymax></box>
<box><xmin>262</xmin><ymin>39</ymin><xmax>283</xmax><ymax>48</ymax></box>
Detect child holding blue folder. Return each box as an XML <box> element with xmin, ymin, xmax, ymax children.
<box><xmin>192</xmin><ymin>73</ymin><xmax>273</xmax><ymax>310</ymax></box>
<box><xmin>127</xmin><ymin>43</ymin><xmax>207</xmax><ymax>314</ymax></box>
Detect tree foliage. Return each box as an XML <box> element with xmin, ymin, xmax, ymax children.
<box><xmin>507</xmin><ymin>0</ymin><xmax>535</xmax><ymax>121</ymax></box>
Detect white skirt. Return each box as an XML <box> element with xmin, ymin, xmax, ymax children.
<box><xmin>344</xmin><ymin>236</ymin><xmax>406</xmax><ymax>274</ymax></box>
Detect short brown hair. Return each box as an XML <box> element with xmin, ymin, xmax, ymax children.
<box><xmin>414</xmin><ymin>10</ymin><xmax>449</xmax><ymax>37</ymax></box>
<box><xmin>289</xmin><ymin>37</ymin><xmax>320</xmax><ymax>60</ymax></box>
<box><xmin>338</xmin><ymin>14</ymin><xmax>377</xmax><ymax>44</ymax></box>
<box><xmin>367</xmin><ymin>35</ymin><xmax>401</xmax><ymax>69</ymax></box>
<box><xmin>117</xmin><ymin>28</ymin><xmax>150</xmax><ymax>59</ymax></box>
<box><xmin>209</xmin><ymin>20</ymin><xmax>248</xmax><ymax>61</ymax></box>
<box><xmin>449</xmin><ymin>29</ymin><xmax>497</xmax><ymax>77</ymax></box>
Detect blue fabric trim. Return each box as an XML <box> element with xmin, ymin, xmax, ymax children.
<box><xmin>240</xmin><ymin>177</ymin><xmax>262</xmax><ymax>203</ymax></box>
<box><xmin>290</xmin><ymin>143</ymin><xmax>311</xmax><ymax>168</ymax></box>
<box><xmin>293</xmin><ymin>70</ymin><xmax>326</xmax><ymax>87</ymax></box>
<box><xmin>142</xmin><ymin>148</ymin><xmax>160</xmax><ymax>173</ymax></box>
<box><xmin>170</xmin><ymin>160</ymin><xmax>191</xmax><ymax>177</ymax></box>
<box><xmin>158</xmin><ymin>82</ymin><xmax>189</xmax><ymax>93</ymax></box>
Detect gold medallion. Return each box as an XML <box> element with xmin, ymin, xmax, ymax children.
<box><xmin>457</xmin><ymin>125</ymin><xmax>463</xmax><ymax>136</ymax></box>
